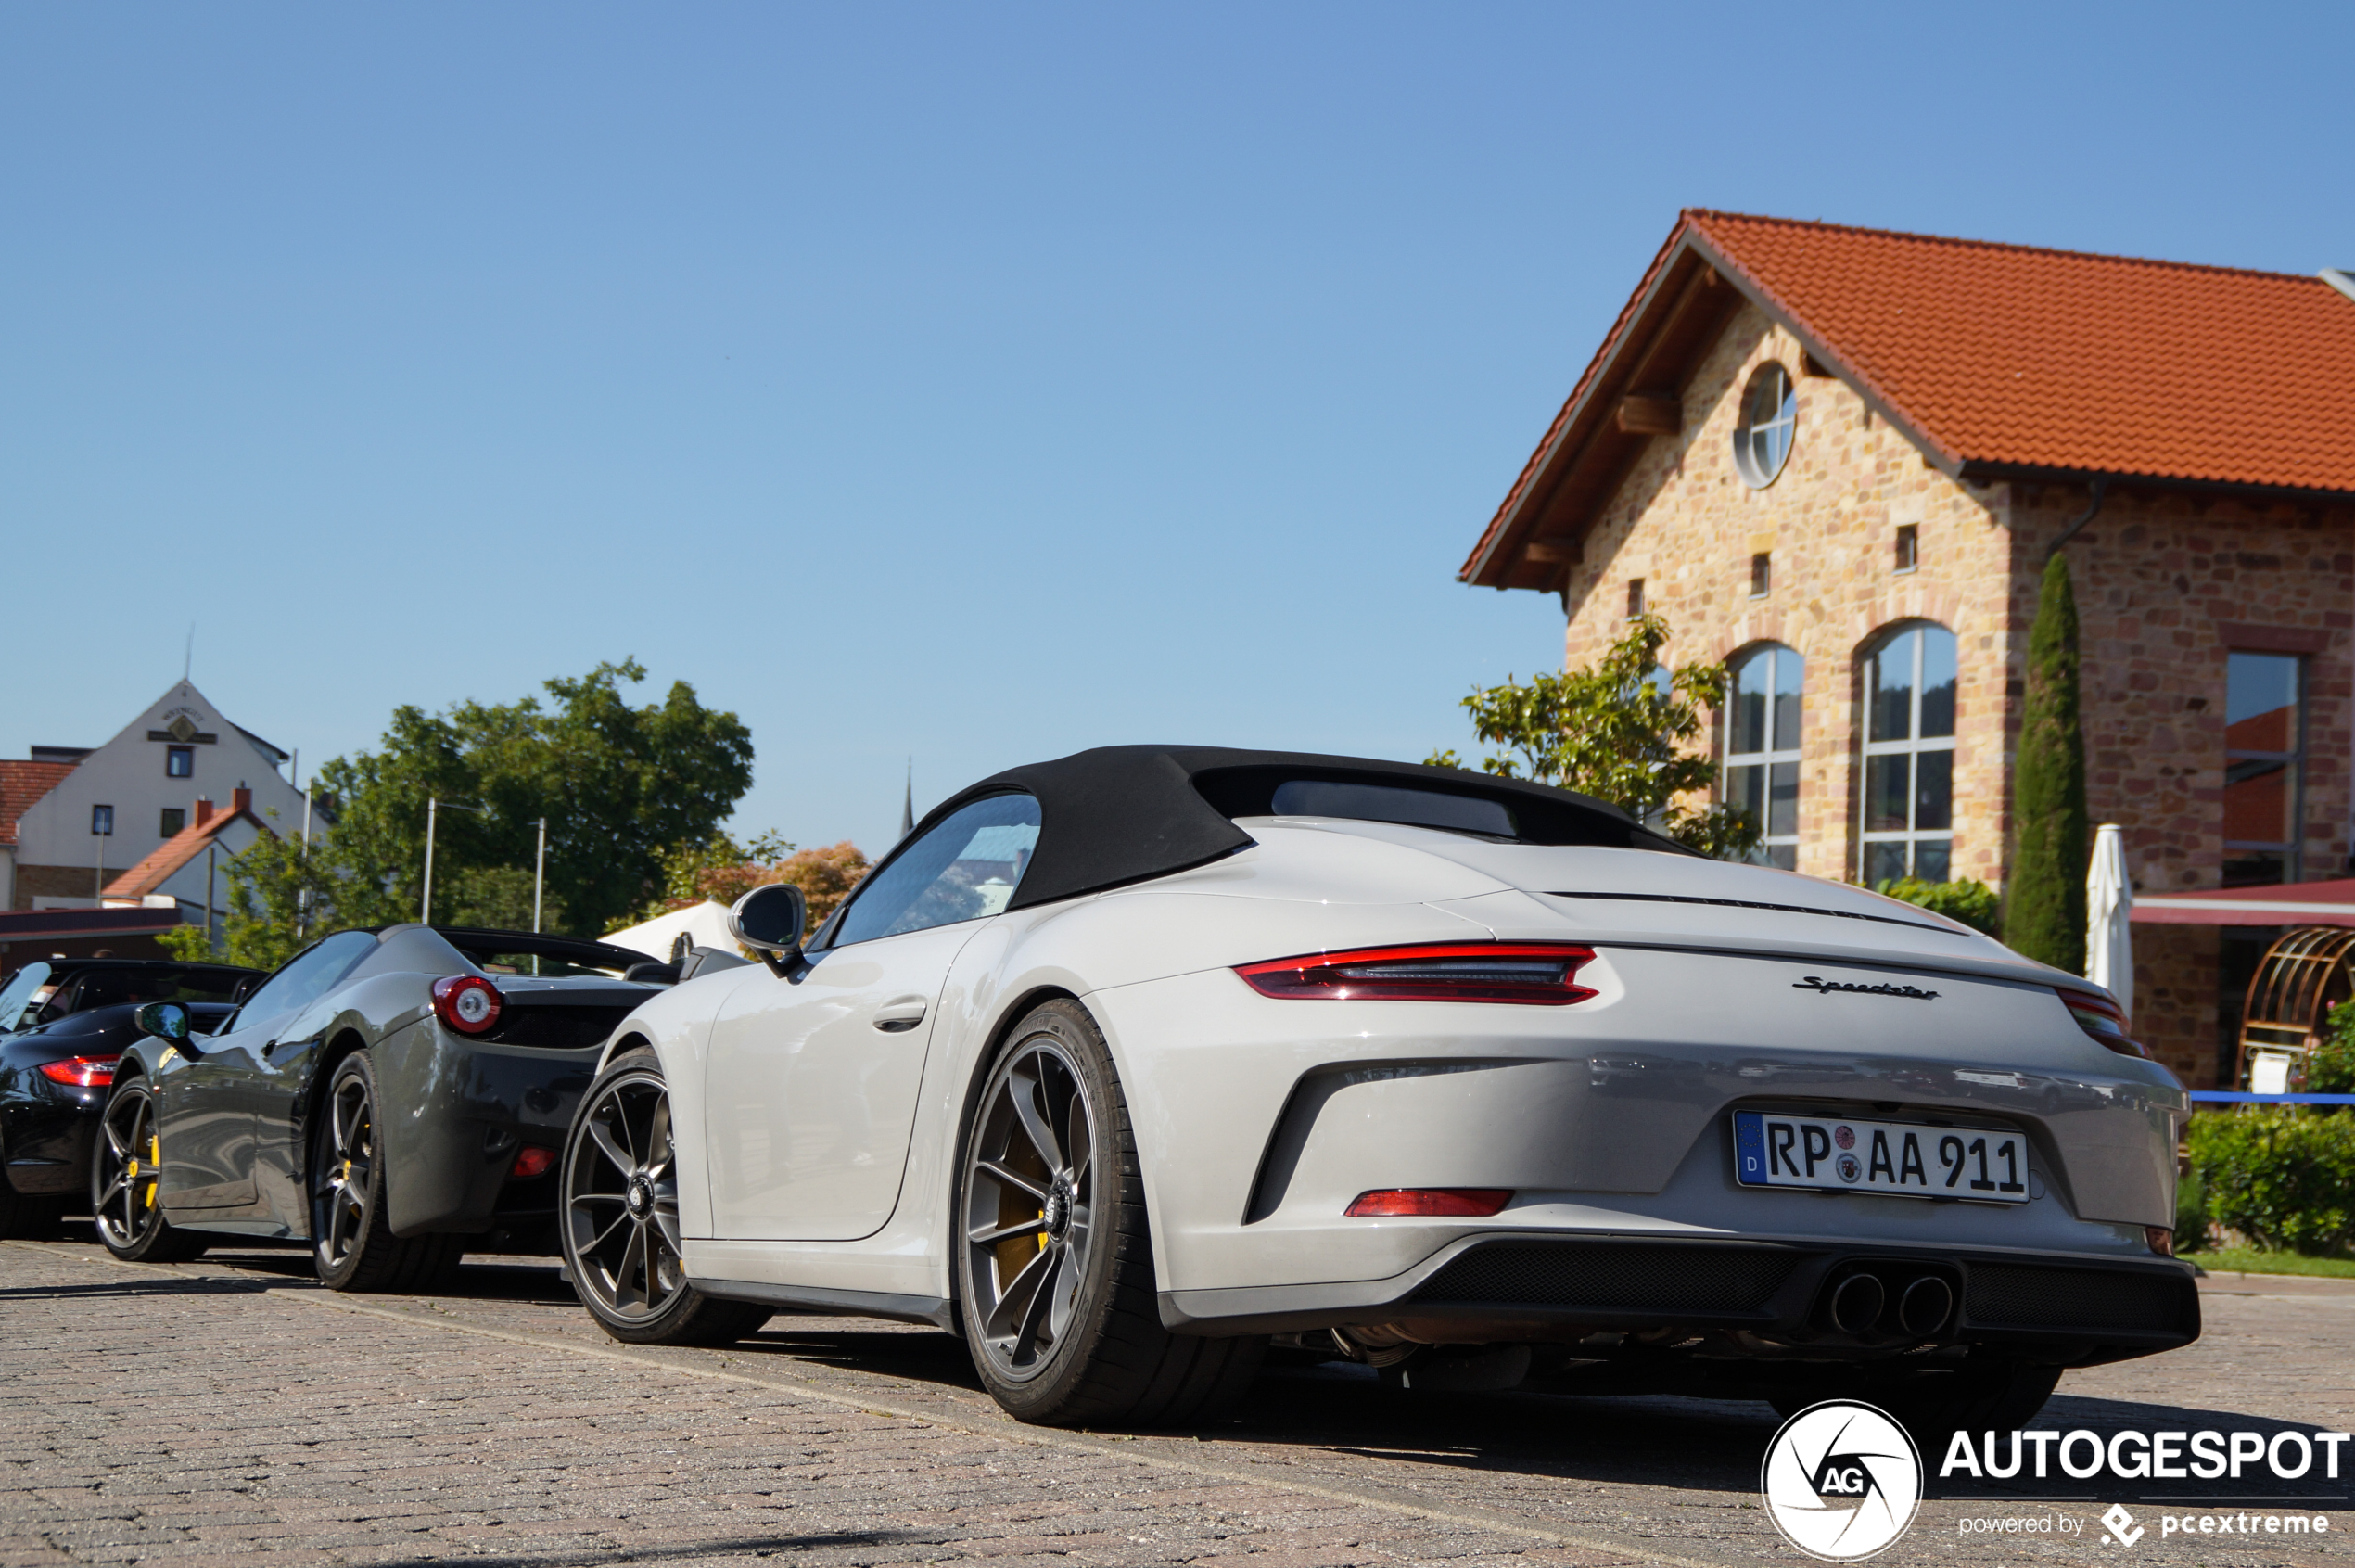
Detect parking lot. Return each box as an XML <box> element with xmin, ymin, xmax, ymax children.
<box><xmin>4</xmin><ymin>1238</ymin><xmax>2351</xmax><ymax>1568</ymax></box>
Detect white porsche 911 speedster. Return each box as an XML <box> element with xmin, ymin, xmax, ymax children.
<box><xmin>558</xmin><ymin>746</ymin><xmax>2196</xmax><ymax>1432</ymax></box>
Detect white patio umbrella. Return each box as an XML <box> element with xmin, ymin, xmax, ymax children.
<box><xmin>603</xmin><ymin>899</ymin><xmax>738</xmax><ymax>962</ymax></box>
<box><xmin>2085</xmin><ymin>822</ymin><xmax>2132</xmax><ymax>1016</ymax></box>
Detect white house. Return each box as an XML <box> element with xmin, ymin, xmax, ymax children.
<box><xmin>100</xmin><ymin>787</ymin><xmax>276</xmax><ymax>936</ymax></box>
<box><xmin>10</xmin><ymin>682</ymin><xmax>311</xmax><ymax>911</ymax></box>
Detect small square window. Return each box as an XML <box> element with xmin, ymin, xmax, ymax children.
<box><xmin>91</xmin><ymin>805</ymin><xmax>114</xmax><ymax>836</ymax></box>
<box><xmin>166</xmin><ymin>746</ymin><xmax>194</xmax><ymax>779</ymax></box>
<box><xmin>1627</xmin><ymin>578</ymin><xmax>1646</xmax><ymax>619</ymax></box>
<box><xmin>1894</xmin><ymin>525</ymin><xmax>1918</xmax><ymax>574</ymax></box>
<box><xmin>1750</xmin><ymin>553</ymin><xmax>1771</xmax><ymax>597</ymax></box>
<box><xmin>160</xmin><ymin>808</ymin><xmax>186</xmax><ymax>837</ymax></box>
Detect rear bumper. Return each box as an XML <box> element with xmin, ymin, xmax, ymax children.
<box><xmin>369</xmin><ymin>1020</ymin><xmax>597</xmax><ymax>1247</ymax></box>
<box><xmin>1160</xmin><ymin>1230</ymin><xmax>2200</xmax><ymax>1368</ymax></box>
<box><xmin>2</xmin><ymin>1094</ymin><xmax>102</xmax><ymax>1196</ymax></box>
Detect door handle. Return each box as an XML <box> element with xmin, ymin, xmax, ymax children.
<box><xmin>872</xmin><ymin>997</ymin><xmax>928</xmax><ymax>1033</ymax></box>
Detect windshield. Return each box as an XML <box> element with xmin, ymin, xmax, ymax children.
<box><xmin>0</xmin><ymin>964</ymin><xmax>52</xmax><ymax>1032</ymax></box>
<box><xmin>833</xmin><ymin>794</ymin><xmax>1040</xmax><ymax>945</ymax></box>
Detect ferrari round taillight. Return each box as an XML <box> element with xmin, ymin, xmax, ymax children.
<box><xmin>1234</xmin><ymin>942</ymin><xmax>1598</xmax><ymax>1005</ymax></box>
<box><xmin>2059</xmin><ymin>989</ymin><xmax>2147</xmax><ymax>1058</ymax></box>
<box><xmin>432</xmin><ymin>975</ymin><xmax>503</xmax><ymax>1036</ymax></box>
<box><xmin>36</xmin><ymin>1055</ymin><xmax>118</xmax><ymax>1089</ymax></box>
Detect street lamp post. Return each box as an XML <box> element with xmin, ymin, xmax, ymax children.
<box><xmin>531</xmin><ymin>817</ymin><xmax>549</xmax><ymax>977</ymax></box>
<box><xmin>420</xmin><ymin>798</ymin><xmax>489</xmax><ymax>925</ymax></box>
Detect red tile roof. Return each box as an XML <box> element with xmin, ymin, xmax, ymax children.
<box><xmin>0</xmin><ymin>760</ymin><xmax>75</xmax><ymax>848</ymax></box>
<box><xmin>1463</xmin><ymin>210</ymin><xmax>2355</xmax><ymax>584</ymax></box>
<box><xmin>104</xmin><ymin>792</ymin><xmax>271</xmax><ymax>900</ymax></box>
<box><xmin>1689</xmin><ymin>210</ymin><xmax>2355</xmax><ymax>491</ymax></box>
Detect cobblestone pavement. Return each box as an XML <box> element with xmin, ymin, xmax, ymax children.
<box><xmin>4</xmin><ymin>1239</ymin><xmax>2352</xmax><ymax>1567</ymax></box>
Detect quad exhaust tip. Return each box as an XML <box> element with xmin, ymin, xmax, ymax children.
<box><xmin>1827</xmin><ymin>1273</ymin><xmax>1885</xmax><ymax>1335</ymax></box>
<box><xmin>1899</xmin><ymin>1275</ymin><xmax>1954</xmax><ymax>1336</ymax></box>
<box><xmin>1825</xmin><ymin>1269</ymin><xmax>1954</xmax><ymax>1338</ymax></box>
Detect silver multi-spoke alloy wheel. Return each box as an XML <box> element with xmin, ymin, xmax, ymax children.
<box><xmin>565</xmin><ymin>1064</ymin><xmax>687</xmax><ymax>1322</ymax></box>
<box><xmin>964</xmin><ymin>1035</ymin><xmax>1098</xmax><ymax>1383</ymax></box>
<box><xmin>312</xmin><ymin>1070</ymin><xmax>379</xmax><ymax>1273</ymax></box>
<box><xmin>93</xmin><ymin>1080</ymin><xmax>163</xmax><ymax>1252</ymax></box>
<box><xmin>91</xmin><ymin>1077</ymin><xmax>205</xmax><ymax>1263</ymax></box>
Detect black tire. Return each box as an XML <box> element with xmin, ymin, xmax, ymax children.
<box><xmin>309</xmin><ymin>1054</ymin><xmax>461</xmax><ymax>1293</ymax></box>
<box><xmin>955</xmin><ymin>998</ymin><xmax>1264</xmax><ymax>1427</ymax></box>
<box><xmin>91</xmin><ymin>1077</ymin><xmax>209</xmax><ymax>1263</ymax></box>
<box><xmin>561</xmin><ymin>1048</ymin><xmax>770</xmax><ymax>1346</ymax></box>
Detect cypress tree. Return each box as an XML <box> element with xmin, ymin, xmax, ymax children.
<box><xmin>2005</xmin><ymin>551</ymin><xmax>2089</xmax><ymax>970</ymax></box>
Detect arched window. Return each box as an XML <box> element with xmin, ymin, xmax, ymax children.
<box><xmin>1860</xmin><ymin>623</ymin><xmax>1956</xmax><ymax>885</ymax></box>
<box><xmin>1725</xmin><ymin>644</ymin><xmax>1802</xmax><ymax>870</ymax></box>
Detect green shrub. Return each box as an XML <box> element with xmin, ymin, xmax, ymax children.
<box><xmin>2174</xmin><ymin>1165</ymin><xmax>2209</xmax><ymax>1250</ymax></box>
<box><xmin>2305</xmin><ymin>1001</ymin><xmax>2355</xmax><ymax>1094</ymax></box>
<box><xmin>2186</xmin><ymin>1106</ymin><xmax>2355</xmax><ymax>1255</ymax></box>
<box><xmin>1875</xmin><ymin>876</ymin><xmax>2001</xmax><ymax>937</ymax></box>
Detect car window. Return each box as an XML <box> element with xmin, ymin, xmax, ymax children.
<box><xmin>1269</xmin><ymin>779</ymin><xmax>1517</xmax><ymax>838</ymax></box>
<box><xmin>0</xmin><ymin>963</ymin><xmax>52</xmax><ymax>1032</ymax></box>
<box><xmin>231</xmin><ymin>930</ymin><xmax>379</xmax><ymax>1031</ymax></box>
<box><xmin>832</xmin><ymin>794</ymin><xmax>1041</xmax><ymax>947</ymax></box>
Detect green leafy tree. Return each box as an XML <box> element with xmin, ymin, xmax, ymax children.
<box><xmin>1428</xmin><ymin>613</ymin><xmax>1761</xmax><ymax>859</ymax></box>
<box><xmin>618</xmin><ymin>835</ymin><xmax>871</xmax><ymax>941</ymax></box>
<box><xmin>311</xmin><ymin>658</ymin><xmax>753</xmax><ymax>938</ymax></box>
<box><xmin>180</xmin><ymin>660</ymin><xmax>752</xmax><ymax>960</ymax></box>
<box><xmin>2004</xmin><ymin>553</ymin><xmax>2089</xmax><ymax>970</ymax></box>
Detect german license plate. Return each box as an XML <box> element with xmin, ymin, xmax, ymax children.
<box><xmin>1732</xmin><ymin>1110</ymin><xmax>2029</xmax><ymax>1203</ymax></box>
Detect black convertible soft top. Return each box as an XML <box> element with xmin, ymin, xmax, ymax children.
<box><xmin>917</xmin><ymin>746</ymin><xmax>1695</xmax><ymax>912</ymax></box>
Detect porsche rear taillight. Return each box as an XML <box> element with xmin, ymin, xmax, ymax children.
<box><xmin>432</xmin><ymin>975</ymin><xmax>503</xmax><ymax>1036</ymax></box>
<box><xmin>1234</xmin><ymin>943</ymin><xmax>1598</xmax><ymax>1006</ymax></box>
<box><xmin>2060</xmin><ymin>990</ymin><xmax>2147</xmax><ymax>1058</ymax></box>
<box><xmin>36</xmin><ymin>1055</ymin><xmax>117</xmax><ymax>1088</ymax></box>
<box><xmin>1344</xmin><ymin>1188</ymin><xmax>1513</xmax><ymax>1217</ymax></box>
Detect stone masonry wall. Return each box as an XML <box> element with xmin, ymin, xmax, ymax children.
<box><xmin>1550</xmin><ymin>300</ymin><xmax>2355</xmax><ymax>1084</ymax></box>
<box><xmin>1559</xmin><ymin>301</ymin><xmax>2018</xmax><ymax>886</ymax></box>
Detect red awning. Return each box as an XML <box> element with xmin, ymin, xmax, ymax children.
<box><xmin>2132</xmin><ymin>879</ymin><xmax>2355</xmax><ymax>927</ymax></box>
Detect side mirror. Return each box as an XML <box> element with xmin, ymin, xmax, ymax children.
<box><xmin>135</xmin><ymin>1001</ymin><xmax>194</xmax><ymax>1049</ymax></box>
<box><xmin>727</xmin><ymin>884</ymin><xmax>807</xmax><ymax>975</ymax></box>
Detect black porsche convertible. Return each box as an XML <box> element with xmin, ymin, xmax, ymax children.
<box><xmin>0</xmin><ymin>957</ymin><xmax>261</xmax><ymax>1237</ymax></box>
<box><xmin>96</xmin><ymin>924</ymin><xmax>681</xmax><ymax>1289</ymax></box>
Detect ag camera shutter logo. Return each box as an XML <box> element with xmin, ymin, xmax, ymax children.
<box><xmin>1761</xmin><ymin>1401</ymin><xmax>1923</xmax><ymax>1560</ymax></box>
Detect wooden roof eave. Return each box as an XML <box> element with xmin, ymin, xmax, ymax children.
<box><xmin>1466</xmin><ymin>225</ymin><xmax>1981</xmax><ymax>594</ymax></box>
<box><xmin>1463</xmin><ymin>233</ymin><xmax>1726</xmax><ymax>590</ymax></box>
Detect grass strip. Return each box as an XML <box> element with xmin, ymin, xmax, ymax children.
<box><xmin>2182</xmin><ymin>1247</ymin><xmax>2355</xmax><ymax>1279</ymax></box>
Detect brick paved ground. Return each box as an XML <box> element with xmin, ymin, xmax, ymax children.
<box><xmin>3</xmin><ymin>1240</ymin><xmax>2351</xmax><ymax>1566</ymax></box>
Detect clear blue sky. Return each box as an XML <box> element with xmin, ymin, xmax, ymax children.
<box><xmin>6</xmin><ymin>5</ymin><xmax>2348</xmax><ymax>855</ymax></box>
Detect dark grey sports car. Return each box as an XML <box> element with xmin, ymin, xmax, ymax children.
<box><xmin>97</xmin><ymin>924</ymin><xmax>675</xmax><ymax>1288</ymax></box>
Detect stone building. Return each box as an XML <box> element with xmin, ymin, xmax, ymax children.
<box><xmin>1458</xmin><ymin>210</ymin><xmax>2355</xmax><ymax>1085</ymax></box>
